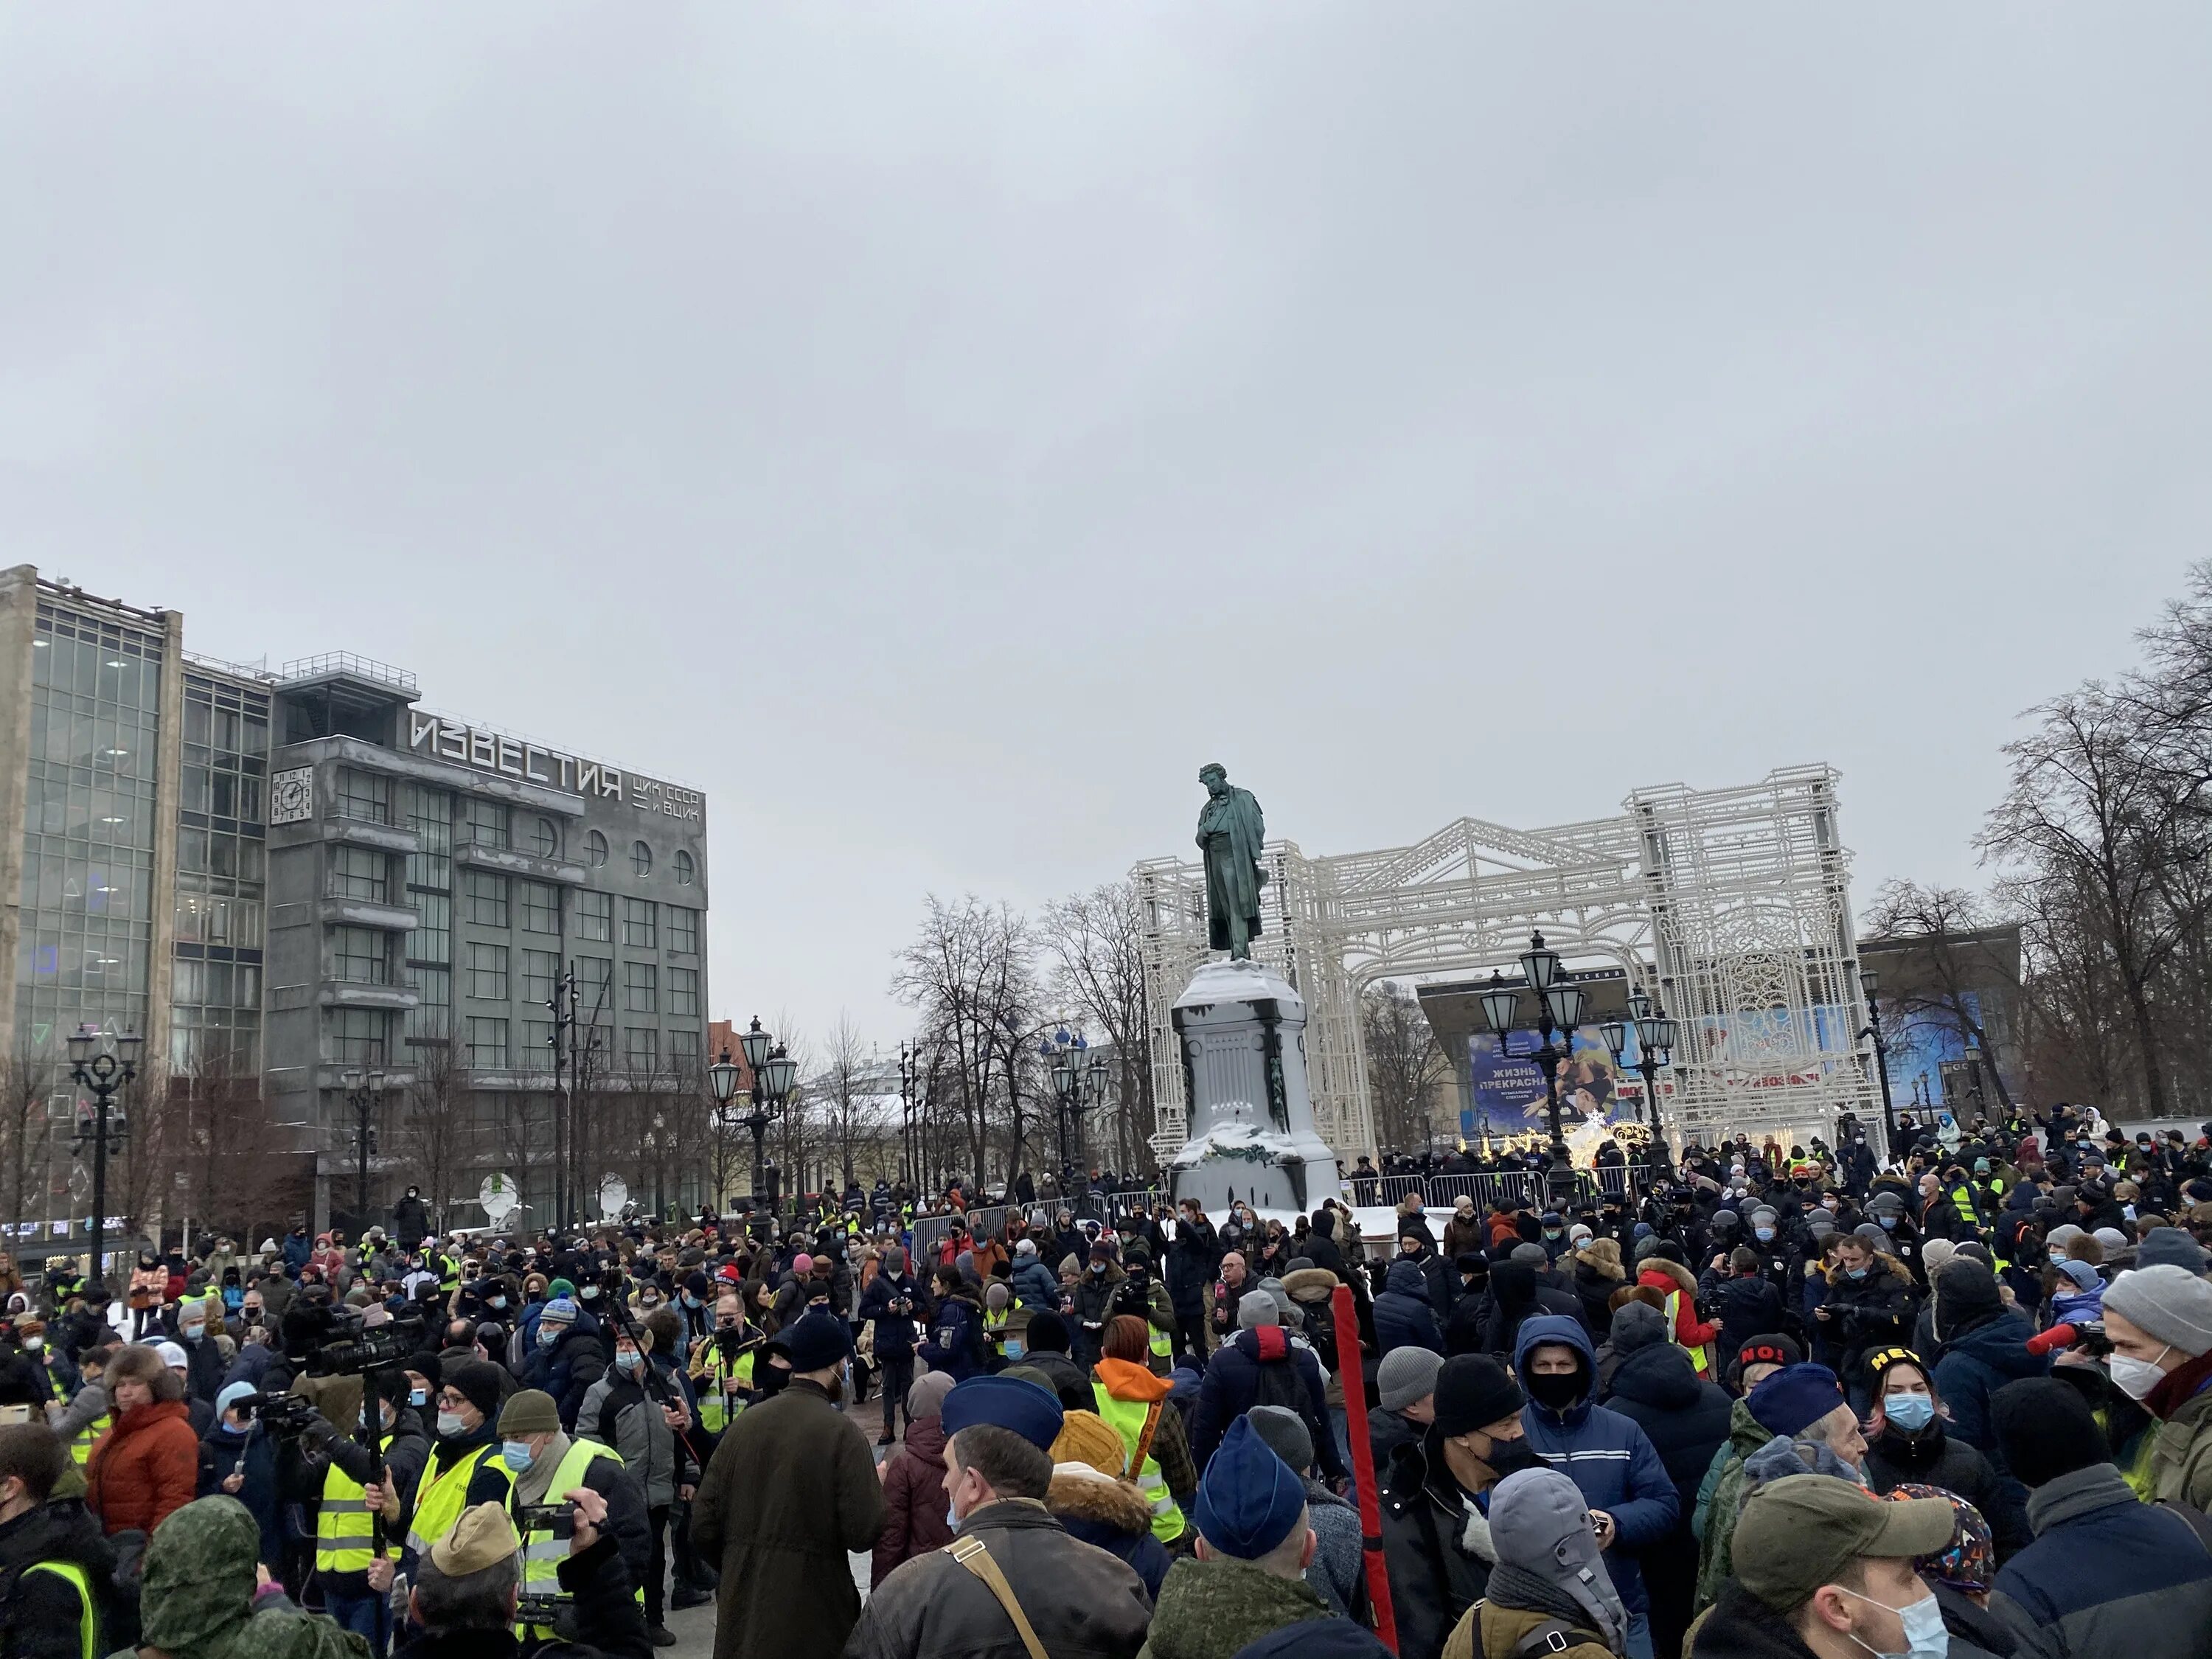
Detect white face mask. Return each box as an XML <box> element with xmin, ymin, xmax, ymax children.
<box><xmin>2109</xmin><ymin>1345</ymin><xmax>2172</xmax><ymax>1401</ymax></box>
<box><xmin>1838</xmin><ymin>1586</ymin><xmax>1946</xmax><ymax>1659</ymax></box>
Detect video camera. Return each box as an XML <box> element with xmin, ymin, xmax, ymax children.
<box><xmin>243</xmin><ymin>1390</ymin><xmax>320</xmax><ymax>1438</ymax></box>
<box><xmin>305</xmin><ymin>1321</ymin><xmax>413</xmax><ymax>1378</ymax></box>
<box><xmin>2025</xmin><ymin>1319</ymin><xmax>2113</xmax><ymax>1359</ymax></box>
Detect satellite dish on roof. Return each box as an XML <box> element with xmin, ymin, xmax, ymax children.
<box><xmin>478</xmin><ymin>1174</ymin><xmax>521</xmax><ymax>1227</ymax></box>
<box><xmin>598</xmin><ymin>1175</ymin><xmax>628</xmax><ymax>1222</ymax></box>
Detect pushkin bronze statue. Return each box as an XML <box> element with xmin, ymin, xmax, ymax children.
<box><xmin>1195</xmin><ymin>763</ymin><xmax>1265</xmax><ymax>960</ymax></box>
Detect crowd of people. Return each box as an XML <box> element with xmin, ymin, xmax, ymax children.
<box><xmin>0</xmin><ymin>1106</ymin><xmax>2209</xmax><ymax>1659</ymax></box>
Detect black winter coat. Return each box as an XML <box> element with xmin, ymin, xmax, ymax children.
<box><xmin>1600</xmin><ymin>1341</ymin><xmax>1733</xmax><ymax>1518</ymax></box>
<box><xmin>1373</xmin><ymin>1262</ymin><xmax>1446</xmax><ymax>1357</ymax></box>
<box><xmin>1817</xmin><ymin>1258</ymin><xmax>1914</xmax><ymax>1382</ymax></box>
<box><xmin>1708</xmin><ymin>1273</ymin><xmax>1788</xmax><ymax>1361</ymax></box>
<box><xmin>1380</xmin><ymin>1432</ymin><xmax>1493</xmax><ymax>1659</ymax></box>
<box><xmin>1863</xmin><ymin>1421</ymin><xmax>2031</xmax><ymax>1559</ymax></box>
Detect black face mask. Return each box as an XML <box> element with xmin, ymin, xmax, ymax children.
<box><xmin>1525</xmin><ymin>1369</ymin><xmax>1585</xmax><ymax>1412</ymax></box>
<box><xmin>1478</xmin><ymin>1433</ymin><xmax>1545</xmax><ymax>1479</ymax></box>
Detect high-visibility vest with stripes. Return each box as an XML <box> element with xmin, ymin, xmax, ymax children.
<box><xmin>316</xmin><ymin>1432</ymin><xmax>394</xmax><ymax>1576</ymax></box>
<box><xmin>1661</xmin><ymin>1290</ymin><xmax>1711</xmax><ymax>1377</ymax></box>
<box><xmin>405</xmin><ymin>1444</ymin><xmax>514</xmax><ymax>1561</ymax></box>
<box><xmin>25</xmin><ymin>1560</ymin><xmax>96</xmax><ymax>1659</ymax></box>
<box><xmin>1091</xmin><ymin>1383</ymin><xmax>1186</xmax><ymax>1543</ymax></box>
<box><xmin>513</xmin><ymin>1439</ymin><xmax>629</xmax><ymax>1641</ymax></box>
<box><xmin>695</xmin><ymin>1346</ymin><xmax>756</xmax><ymax>1433</ymax></box>
<box><xmin>65</xmin><ymin>1391</ymin><xmax>109</xmax><ymax>1469</ymax></box>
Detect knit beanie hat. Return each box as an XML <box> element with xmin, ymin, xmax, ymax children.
<box><xmin>1248</xmin><ymin>1404</ymin><xmax>1315</xmax><ymax>1475</ymax></box>
<box><xmin>1236</xmin><ymin>1291</ymin><xmax>1281</xmax><ymax>1329</ymax></box>
<box><xmin>1193</xmin><ymin>1417</ymin><xmax>1307</xmax><ymax>1559</ymax></box>
<box><xmin>1377</xmin><ymin>1346</ymin><xmax>1445</xmax><ymax>1413</ymax></box>
<box><xmin>443</xmin><ymin>1359</ymin><xmax>504</xmax><ymax>1422</ymax></box>
<box><xmin>1746</xmin><ymin>1363</ymin><xmax>1845</xmax><ymax>1438</ymax></box>
<box><xmin>1930</xmin><ymin>1260</ymin><xmax>2003</xmax><ymax>1342</ymax></box>
<box><xmin>1024</xmin><ymin>1310</ymin><xmax>1072</xmax><ymax>1354</ymax></box>
<box><xmin>1990</xmin><ymin>1378</ymin><xmax>2107</xmax><ymax>1487</ymax></box>
<box><xmin>498</xmin><ymin>1388</ymin><xmax>561</xmax><ymax>1437</ymax></box>
<box><xmin>1051</xmin><ymin>1408</ymin><xmax>1130</xmax><ymax>1478</ymax></box>
<box><xmin>2103</xmin><ymin>1263</ymin><xmax>2212</xmax><ymax>1357</ymax></box>
<box><xmin>1920</xmin><ymin>1239</ymin><xmax>1956</xmax><ymax>1274</ymax></box>
<box><xmin>2135</xmin><ymin>1228</ymin><xmax>2211</xmax><ymax>1277</ymax></box>
<box><xmin>1432</xmin><ymin>1354</ymin><xmax>1526</xmax><ymax>1439</ymax></box>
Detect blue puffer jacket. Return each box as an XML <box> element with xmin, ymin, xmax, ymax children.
<box><xmin>1008</xmin><ymin>1256</ymin><xmax>1062</xmax><ymax>1312</ymax></box>
<box><xmin>1931</xmin><ymin>1309</ymin><xmax>2048</xmax><ymax>1476</ymax></box>
<box><xmin>1372</xmin><ymin>1261</ymin><xmax>1446</xmax><ymax>1357</ymax></box>
<box><xmin>1513</xmin><ymin>1313</ymin><xmax>1680</xmax><ymax>1616</ymax></box>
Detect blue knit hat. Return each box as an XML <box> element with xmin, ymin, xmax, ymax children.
<box><xmin>1193</xmin><ymin>1416</ymin><xmax>1307</xmax><ymax>1559</ymax></box>
<box><xmin>1747</xmin><ymin>1363</ymin><xmax>1846</xmax><ymax>1438</ymax></box>
<box><xmin>942</xmin><ymin>1374</ymin><xmax>1064</xmax><ymax>1452</ymax></box>
<box><xmin>540</xmin><ymin>1296</ymin><xmax>579</xmax><ymax>1324</ymax></box>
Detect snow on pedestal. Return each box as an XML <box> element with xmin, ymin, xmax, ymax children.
<box><xmin>1167</xmin><ymin>958</ymin><xmax>1345</xmax><ymax>1214</ymax></box>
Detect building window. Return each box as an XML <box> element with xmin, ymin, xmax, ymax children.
<box><xmin>529</xmin><ymin>817</ymin><xmax>560</xmax><ymax>857</ymax></box>
<box><xmin>674</xmin><ymin>849</ymin><xmax>695</xmax><ymax>886</ymax></box>
<box><xmin>575</xmin><ymin>956</ymin><xmax>612</xmax><ymax>1016</ymax></box>
<box><xmin>464</xmin><ymin>799</ymin><xmax>510</xmax><ymax>849</ymax></box>
<box><xmin>521</xmin><ymin>949</ymin><xmax>559</xmax><ymax>1005</ymax></box>
<box><xmin>524</xmin><ymin>1018</ymin><xmax>555</xmax><ymax>1061</ymax></box>
<box><xmin>624</xmin><ymin>1026</ymin><xmax>658</xmax><ymax>1072</ymax></box>
<box><xmin>668</xmin><ymin>1027</ymin><xmax>700</xmax><ymax>1066</ymax></box>
<box><xmin>464</xmin><ymin>870</ymin><xmax>509</xmax><ymax>929</ymax></box>
<box><xmin>518</xmin><ymin>881</ymin><xmax>560</xmax><ymax>936</ymax></box>
<box><xmin>467</xmin><ymin>1016</ymin><xmax>509</xmax><ymax>1069</ymax></box>
<box><xmin>621</xmin><ymin>899</ymin><xmax>656</xmax><ymax>950</ymax></box>
<box><xmin>624</xmin><ymin>960</ymin><xmax>657</xmax><ymax>1013</ymax></box>
<box><xmin>406</xmin><ymin>967</ymin><xmax>450</xmax><ymax>1043</ymax></box>
<box><xmin>668</xmin><ymin>906</ymin><xmax>698</xmax><ymax>956</ymax></box>
<box><xmin>467</xmin><ymin>942</ymin><xmax>509</xmax><ymax>1001</ymax></box>
<box><xmin>584</xmin><ymin>830</ymin><xmax>608</xmax><ymax>867</ymax></box>
<box><xmin>669</xmin><ymin>967</ymin><xmax>700</xmax><ymax>1018</ymax></box>
<box><xmin>332</xmin><ymin>926</ymin><xmax>389</xmax><ymax>985</ymax></box>
<box><xmin>328</xmin><ymin>1008</ymin><xmax>389</xmax><ymax>1067</ymax></box>
<box><xmin>576</xmin><ymin>891</ymin><xmax>611</xmax><ymax>942</ymax></box>
<box><xmin>335</xmin><ymin>768</ymin><xmax>390</xmax><ymax>824</ymax></box>
<box><xmin>328</xmin><ymin>845</ymin><xmax>389</xmax><ymax>905</ymax></box>
<box><xmin>630</xmin><ymin>840</ymin><xmax>653</xmax><ymax>877</ymax></box>
<box><xmin>406</xmin><ymin>891</ymin><xmax>451</xmax><ymax>969</ymax></box>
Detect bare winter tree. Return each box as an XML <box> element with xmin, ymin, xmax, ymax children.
<box><xmin>1861</xmin><ymin>880</ymin><xmax>2022</xmax><ymax>1113</ymax></box>
<box><xmin>398</xmin><ymin>1037</ymin><xmax>470</xmax><ymax>1225</ymax></box>
<box><xmin>0</xmin><ymin>1044</ymin><xmax>52</xmax><ymax>1242</ymax></box>
<box><xmin>1040</xmin><ymin>880</ymin><xmax>1156</xmax><ymax>1178</ymax></box>
<box><xmin>814</xmin><ymin>1012</ymin><xmax>879</xmax><ymax>1191</ymax></box>
<box><xmin>1362</xmin><ymin>981</ymin><xmax>1451</xmax><ymax>1153</ymax></box>
<box><xmin>892</xmin><ymin>897</ymin><xmax>1037</xmax><ymax>1191</ymax></box>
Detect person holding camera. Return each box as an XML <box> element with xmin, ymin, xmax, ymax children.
<box><xmin>495</xmin><ymin>1389</ymin><xmax>652</xmax><ymax>1649</ymax></box>
<box><xmin>575</xmin><ymin>1327</ymin><xmax>694</xmax><ymax>1645</ymax></box>
<box><xmin>304</xmin><ymin>1374</ymin><xmax>430</xmax><ymax>1656</ymax></box>
<box><xmin>392</xmin><ymin>1490</ymin><xmax>649</xmax><ymax>1659</ymax></box>
<box><xmin>857</xmin><ymin>1249</ymin><xmax>922</xmax><ymax>1447</ymax></box>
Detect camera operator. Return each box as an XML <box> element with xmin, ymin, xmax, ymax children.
<box><xmin>495</xmin><ymin>1389</ymin><xmax>650</xmax><ymax>1643</ymax></box>
<box><xmin>394</xmin><ymin>1486</ymin><xmax>647</xmax><ymax>1659</ymax></box>
<box><xmin>302</xmin><ymin>1371</ymin><xmax>429</xmax><ymax>1655</ymax></box>
<box><xmin>397</xmin><ymin>1361</ymin><xmax>518</xmax><ymax>1571</ymax></box>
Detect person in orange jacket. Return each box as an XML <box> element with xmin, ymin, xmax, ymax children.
<box><xmin>1634</xmin><ymin>1242</ymin><xmax>1717</xmax><ymax>1374</ymax></box>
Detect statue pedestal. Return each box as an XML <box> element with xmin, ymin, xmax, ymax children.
<box><xmin>1167</xmin><ymin>958</ymin><xmax>1344</xmax><ymax>1214</ymax></box>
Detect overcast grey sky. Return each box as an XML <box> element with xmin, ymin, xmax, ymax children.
<box><xmin>6</xmin><ymin>7</ymin><xmax>2209</xmax><ymax>1052</ymax></box>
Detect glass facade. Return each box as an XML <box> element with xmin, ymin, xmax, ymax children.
<box><xmin>173</xmin><ymin>670</ymin><xmax>270</xmax><ymax>1074</ymax></box>
<box><xmin>16</xmin><ymin>600</ymin><xmax>163</xmax><ymax>1059</ymax></box>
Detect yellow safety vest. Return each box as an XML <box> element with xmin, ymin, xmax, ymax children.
<box><xmin>694</xmin><ymin>1346</ymin><xmax>756</xmax><ymax>1433</ymax></box>
<box><xmin>513</xmin><ymin>1439</ymin><xmax>628</xmax><ymax>1641</ymax></box>
<box><xmin>1091</xmin><ymin>1383</ymin><xmax>1186</xmax><ymax>1544</ymax></box>
<box><xmin>1661</xmin><ymin>1290</ymin><xmax>1711</xmax><ymax>1378</ymax></box>
<box><xmin>25</xmin><ymin>1561</ymin><xmax>96</xmax><ymax>1659</ymax></box>
<box><xmin>316</xmin><ymin>1432</ymin><xmax>394</xmax><ymax>1576</ymax></box>
<box><xmin>405</xmin><ymin>1443</ymin><xmax>514</xmax><ymax>1561</ymax></box>
<box><xmin>66</xmin><ymin>1393</ymin><xmax>108</xmax><ymax>1469</ymax></box>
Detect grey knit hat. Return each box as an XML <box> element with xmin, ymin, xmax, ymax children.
<box><xmin>1236</xmin><ymin>1290</ymin><xmax>1281</xmax><ymax>1329</ymax></box>
<box><xmin>1247</xmin><ymin>1404</ymin><xmax>1315</xmax><ymax>1475</ymax></box>
<box><xmin>2136</xmin><ymin>1227</ymin><xmax>2210</xmax><ymax>1276</ymax></box>
<box><xmin>1376</xmin><ymin>1345</ymin><xmax>1445</xmax><ymax>1412</ymax></box>
<box><xmin>2104</xmin><ymin>1264</ymin><xmax>2212</xmax><ymax>1358</ymax></box>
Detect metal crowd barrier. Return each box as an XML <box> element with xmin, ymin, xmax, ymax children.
<box><xmin>1364</xmin><ymin>1164</ymin><xmax>1652</xmax><ymax>1212</ymax></box>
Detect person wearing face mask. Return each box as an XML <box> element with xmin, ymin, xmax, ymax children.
<box><xmin>692</xmin><ymin>1310</ymin><xmax>886</xmax><ymax>1659</ymax></box>
<box><xmin>2098</xmin><ymin>1261</ymin><xmax>2212</xmax><ymax>1512</ymax></box>
<box><xmin>1513</xmin><ymin>1317</ymin><xmax>1678</xmax><ymax>1659</ymax></box>
<box><xmin>1986</xmin><ymin>1377</ymin><xmax>2212</xmax><ymax>1659</ymax></box>
<box><xmin>397</xmin><ymin>1360</ymin><xmax>515</xmax><ymax>1576</ymax></box>
<box><xmin>493</xmin><ymin>1387</ymin><xmax>653</xmax><ymax>1645</ymax></box>
<box><xmin>517</xmin><ymin>1296</ymin><xmax>608</xmax><ymax>1432</ymax></box>
<box><xmin>164</xmin><ymin>1293</ymin><xmax>228</xmax><ymax>1406</ymax></box>
<box><xmin>1382</xmin><ymin>1354</ymin><xmax>1540</xmax><ymax>1659</ymax></box>
<box><xmin>575</xmin><ymin>1326</ymin><xmax>695</xmax><ymax>1644</ymax></box>
<box><xmin>301</xmin><ymin>1373</ymin><xmax>430</xmax><ymax>1652</ymax></box>
<box><xmin>1857</xmin><ymin>1351</ymin><xmax>2025</xmax><ymax>1562</ymax></box>
<box><xmin>0</xmin><ymin>1424</ymin><xmax>121</xmax><ymax>1659</ymax></box>
<box><xmin>1691</xmin><ymin>1472</ymin><xmax>1958</xmax><ymax>1659</ymax></box>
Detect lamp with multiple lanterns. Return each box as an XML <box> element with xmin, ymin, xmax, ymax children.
<box><xmin>67</xmin><ymin>1024</ymin><xmax>142</xmax><ymax>1289</ymax></box>
<box><xmin>1600</xmin><ymin>988</ymin><xmax>1677</xmax><ymax>1167</ymax></box>
<box><xmin>708</xmin><ymin>1017</ymin><xmax>798</xmax><ymax>1214</ymax></box>
<box><xmin>1041</xmin><ymin>1027</ymin><xmax>1108</xmax><ymax>1179</ymax></box>
<box><xmin>1478</xmin><ymin>932</ymin><xmax>1588</xmax><ymax>1207</ymax></box>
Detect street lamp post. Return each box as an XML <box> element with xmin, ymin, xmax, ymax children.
<box><xmin>898</xmin><ymin>1041</ymin><xmax>922</xmax><ymax>1188</ymax></box>
<box><xmin>1858</xmin><ymin>967</ymin><xmax>1899</xmax><ymax>1157</ymax></box>
<box><xmin>707</xmin><ymin>1047</ymin><xmax>741</xmax><ymax>1211</ymax></box>
<box><xmin>67</xmin><ymin>1024</ymin><xmax>142</xmax><ymax>1290</ymax></box>
<box><xmin>346</xmin><ymin>1068</ymin><xmax>386</xmax><ymax>1227</ymax></box>
<box><xmin>1043</xmin><ymin>1029</ymin><xmax>1111</xmax><ymax>1185</ymax></box>
<box><xmin>1601</xmin><ymin>989</ymin><xmax>1677</xmax><ymax>1171</ymax></box>
<box><xmin>726</xmin><ymin>1017</ymin><xmax>796</xmax><ymax>1216</ymax></box>
<box><xmin>1478</xmin><ymin>933</ymin><xmax>1587</xmax><ymax>1209</ymax></box>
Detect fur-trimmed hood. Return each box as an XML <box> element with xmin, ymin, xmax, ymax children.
<box><xmin>1279</xmin><ymin>1267</ymin><xmax>1340</xmax><ymax>1304</ymax></box>
<box><xmin>1635</xmin><ymin>1257</ymin><xmax>1700</xmax><ymax>1301</ymax></box>
<box><xmin>1046</xmin><ymin>1466</ymin><xmax>1156</xmax><ymax>1536</ymax></box>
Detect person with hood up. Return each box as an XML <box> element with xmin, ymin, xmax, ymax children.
<box><xmin>870</xmin><ymin>1370</ymin><xmax>955</xmax><ymax>1587</ymax></box>
<box><xmin>1926</xmin><ymin>1261</ymin><xmax>2048</xmax><ymax>1481</ymax></box>
<box><xmin>1441</xmin><ymin>1467</ymin><xmax>1633</xmax><ymax>1659</ymax></box>
<box><xmin>1594</xmin><ymin>1296</ymin><xmax>1669</xmax><ymax>1398</ymax></box>
<box><xmin>139</xmin><ymin>1495</ymin><xmax>368</xmax><ymax>1659</ymax></box>
<box><xmin>1143</xmin><ymin>1416</ymin><xmax>1389</xmax><ymax>1659</ymax></box>
<box><xmin>1481</xmin><ymin>1262</ymin><xmax>1581</xmax><ymax>1358</ymax></box>
<box><xmin>1043</xmin><ymin>1405</ymin><xmax>1174</xmax><ymax>1602</ymax></box>
<box><xmin>1248</xmin><ymin>1403</ymin><xmax>1366</xmax><ymax>1620</ymax></box>
<box><xmin>1376</xmin><ymin>1259</ymin><xmax>1448</xmax><ymax>1357</ymax></box>
<box><xmin>1987</xmin><ymin>1377</ymin><xmax>2212</xmax><ymax>1659</ymax></box>
<box><xmin>1512</xmin><ymin>1315</ymin><xmax>1677</xmax><ymax>1659</ymax></box>
<box><xmin>1382</xmin><ymin>1354</ymin><xmax>1540</xmax><ymax>1659</ymax></box>
<box><xmin>1857</xmin><ymin>1348</ymin><xmax>2027</xmax><ymax>1561</ymax></box>
<box><xmin>1189</xmin><ymin>1294</ymin><xmax>1346</xmax><ymax>1485</ymax></box>
<box><xmin>1598</xmin><ymin>1311</ymin><xmax>1731</xmax><ymax>1659</ymax></box>
<box><xmin>1093</xmin><ymin>1313</ymin><xmax>1197</xmax><ymax>1543</ymax></box>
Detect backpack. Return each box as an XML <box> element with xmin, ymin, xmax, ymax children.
<box><xmin>1250</xmin><ymin>1353</ymin><xmax>1309</xmax><ymax>1414</ymax></box>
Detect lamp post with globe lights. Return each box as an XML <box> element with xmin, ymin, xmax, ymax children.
<box><xmin>1478</xmin><ymin>933</ymin><xmax>1587</xmax><ymax>1209</ymax></box>
<box><xmin>68</xmin><ymin>1024</ymin><xmax>142</xmax><ymax>1290</ymax></box>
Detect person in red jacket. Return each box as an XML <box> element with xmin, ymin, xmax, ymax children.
<box><xmin>85</xmin><ymin>1343</ymin><xmax>199</xmax><ymax>1537</ymax></box>
<box><xmin>1635</xmin><ymin>1244</ymin><xmax>1718</xmax><ymax>1377</ymax></box>
<box><xmin>871</xmin><ymin>1370</ymin><xmax>955</xmax><ymax>1586</ymax></box>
